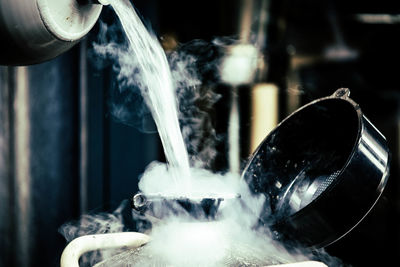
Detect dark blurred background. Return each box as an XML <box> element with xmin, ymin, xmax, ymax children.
<box><xmin>1</xmin><ymin>0</ymin><xmax>400</xmax><ymax>266</ymax></box>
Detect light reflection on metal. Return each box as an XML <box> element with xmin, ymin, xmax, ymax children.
<box><xmin>13</xmin><ymin>66</ymin><xmax>31</xmax><ymax>267</ymax></box>
<box><xmin>359</xmin><ymin>118</ymin><xmax>389</xmax><ymax>175</ymax></box>
<box><xmin>359</xmin><ymin>142</ymin><xmax>386</xmax><ymax>175</ymax></box>
<box><xmin>361</xmin><ymin>130</ymin><xmax>388</xmax><ymax>166</ymax></box>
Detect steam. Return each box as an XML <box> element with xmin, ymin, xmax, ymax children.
<box><xmin>132</xmin><ymin>159</ymin><xmax>311</xmax><ymax>266</ymax></box>
<box><xmin>136</xmin><ymin>163</ymin><xmax>315</xmax><ymax>266</ymax></box>
<box><xmin>93</xmin><ymin>24</ymin><xmax>227</xmax><ymax>169</ymax></box>
<box><xmin>168</xmin><ymin>39</ymin><xmax>225</xmax><ymax>168</ymax></box>
<box><xmin>60</xmin><ymin>0</ymin><xmax>346</xmax><ymax>266</ymax></box>
<box><xmin>90</xmin><ymin>21</ymin><xmax>154</xmax><ymax>132</ymax></box>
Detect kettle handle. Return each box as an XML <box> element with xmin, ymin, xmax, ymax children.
<box><xmin>60</xmin><ymin>232</ymin><xmax>150</xmax><ymax>267</ymax></box>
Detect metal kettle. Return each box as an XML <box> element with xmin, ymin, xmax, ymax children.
<box><xmin>0</xmin><ymin>0</ymin><xmax>110</xmax><ymax>65</ymax></box>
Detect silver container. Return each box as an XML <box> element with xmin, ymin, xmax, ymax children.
<box><xmin>0</xmin><ymin>0</ymin><xmax>109</xmax><ymax>65</ymax></box>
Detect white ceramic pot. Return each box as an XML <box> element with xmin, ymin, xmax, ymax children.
<box><xmin>0</xmin><ymin>0</ymin><xmax>110</xmax><ymax>65</ymax></box>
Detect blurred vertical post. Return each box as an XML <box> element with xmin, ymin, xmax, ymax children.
<box><xmin>13</xmin><ymin>66</ymin><xmax>32</xmax><ymax>267</ymax></box>
<box><xmin>0</xmin><ymin>66</ymin><xmax>13</xmax><ymax>267</ymax></box>
<box><xmin>228</xmin><ymin>86</ymin><xmax>240</xmax><ymax>174</ymax></box>
<box><xmin>250</xmin><ymin>83</ymin><xmax>278</xmax><ymax>153</ymax></box>
<box><xmin>79</xmin><ymin>40</ymin><xmax>89</xmax><ymax>214</ymax></box>
<box><xmin>229</xmin><ymin>0</ymin><xmax>254</xmax><ymax>174</ymax></box>
<box><xmin>0</xmin><ymin>51</ymin><xmax>80</xmax><ymax>267</ymax></box>
<box><xmin>225</xmin><ymin>0</ymin><xmax>272</xmax><ymax>173</ymax></box>
<box><xmin>0</xmin><ymin>66</ymin><xmax>33</xmax><ymax>267</ymax></box>
<box><xmin>237</xmin><ymin>0</ymin><xmax>281</xmax><ymax>156</ymax></box>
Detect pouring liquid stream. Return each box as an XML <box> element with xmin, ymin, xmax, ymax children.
<box><xmin>109</xmin><ymin>0</ymin><xmax>191</xmax><ymax>192</ymax></box>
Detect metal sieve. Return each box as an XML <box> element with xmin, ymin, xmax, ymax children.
<box><xmin>242</xmin><ymin>88</ymin><xmax>390</xmax><ymax>248</ymax></box>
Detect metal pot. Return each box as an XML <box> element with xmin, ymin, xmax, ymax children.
<box><xmin>92</xmin><ymin>237</ymin><xmax>326</xmax><ymax>267</ymax></box>
<box><xmin>0</xmin><ymin>0</ymin><xmax>109</xmax><ymax>65</ymax></box>
<box><xmin>242</xmin><ymin>88</ymin><xmax>390</xmax><ymax>248</ymax></box>
<box><xmin>131</xmin><ymin>192</ymin><xmax>240</xmax><ymax>221</ymax></box>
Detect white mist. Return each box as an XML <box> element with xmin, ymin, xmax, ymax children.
<box><xmin>60</xmin><ymin>0</ymin><xmax>338</xmax><ymax>266</ymax></box>
<box><xmin>107</xmin><ymin>0</ymin><xmax>302</xmax><ymax>265</ymax></box>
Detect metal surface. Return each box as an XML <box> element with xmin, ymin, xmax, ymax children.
<box><xmin>93</xmin><ymin>237</ymin><xmax>288</xmax><ymax>267</ymax></box>
<box><xmin>242</xmin><ymin>88</ymin><xmax>390</xmax><ymax>248</ymax></box>
<box><xmin>0</xmin><ymin>0</ymin><xmax>103</xmax><ymax>65</ymax></box>
<box><xmin>131</xmin><ymin>193</ymin><xmax>240</xmax><ymax>221</ymax></box>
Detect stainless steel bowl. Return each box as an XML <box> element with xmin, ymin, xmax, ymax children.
<box><xmin>242</xmin><ymin>88</ymin><xmax>390</xmax><ymax>248</ymax></box>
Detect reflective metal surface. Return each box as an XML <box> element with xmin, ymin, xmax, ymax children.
<box><xmin>242</xmin><ymin>88</ymin><xmax>390</xmax><ymax>248</ymax></box>
<box><xmin>131</xmin><ymin>192</ymin><xmax>240</xmax><ymax>221</ymax></box>
<box><xmin>93</xmin><ymin>237</ymin><xmax>287</xmax><ymax>267</ymax></box>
